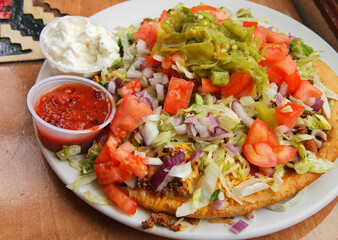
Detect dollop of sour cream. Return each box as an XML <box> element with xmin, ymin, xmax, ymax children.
<box><xmin>42</xmin><ymin>16</ymin><xmax>120</xmax><ymax>71</ymax></box>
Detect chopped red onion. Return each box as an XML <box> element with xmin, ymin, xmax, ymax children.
<box><xmin>188</xmin><ymin>123</ymin><xmax>198</xmax><ymax>137</ymax></box>
<box><xmin>270</xmin><ymin>82</ymin><xmax>278</xmax><ymax>92</ymax></box>
<box><xmin>309</xmin><ymin>97</ymin><xmax>324</xmax><ymax>111</ymax></box>
<box><xmin>107</xmin><ymin>81</ymin><xmax>116</xmax><ymax>94</ymax></box>
<box><xmin>124</xmin><ymin>175</ymin><xmax>138</xmax><ymax>190</ymax></box>
<box><xmin>187</xmin><ymin>150</ymin><xmax>203</xmax><ymax>162</ymax></box>
<box><xmin>275</xmin><ymin>125</ymin><xmax>290</xmax><ymax>135</ymax></box>
<box><xmin>156</xmin><ymin>84</ymin><xmax>165</xmax><ymax>101</ymax></box>
<box><xmin>168</xmin><ymin>162</ymin><xmax>192</xmax><ymax>178</ymax></box>
<box><xmin>169</xmin><ymin>116</ymin><xmax>183</xmax><ymax>126</ymax></box>
<box><xmin>149</xmin><ymin>152</ymin><xmax>185</xmax><ymax>191</ymax></box>
<box><xmin>114</xmin><ymin>78</ymin><xmax>122</xmax><ymax>89</ymax></box>
<box><xmin>162</xmin><ymin>74</ymin><xmax>169</xmax><ymax>85</ymax></box>
<box><xmin>214</xmin><ymin>126</ymin><xmax>228</xmax><ymax>135</ymax></box>
<box><xmin>211</xmin><ymin>200</ymin><xmax>229</xmax><ymax>210</ymax></box>
<box><xmin>225</xmin><ymin>143</ymin><xmax>239</xmax><ymax>156</ymax></box>
<box><xmin>127</xmin><ymin>67</ymin><xmax>143</xmax><ymax>79</ymax></box>
<box><xmin>311</xmin><ymin>129</ymin><xmax>327</xmax><ymax>149</ymax></box>
<box><xmin>193</xmin><ymin>120</ymin><xmax>210</xmax><ymax>137</ymax></box>
<box><xmin>143</xmin><ymin>114</ymin><xmax>160</xmax><ymax>122</ymax></box>
<box><xmin>174</xmin><ymin>124</ymin><xmax>188</xmax><ymax>135</ymax></box>
<box><xmin>200</xmin><ymin>117</ymin><xmax>221</xmax><ymax>126</ymax></box>
<box><xmin>260</xmin><ymin>167</ymin><xmax>275</xmax><ymax>177</ymax></box>
<box><xmin>267</xmin><ymin>26</ymin><xmax>274</xmax><ymax>30</ymax></box>
<box><xmin>142</xmin><ymin>67</ymin><xmax>154</xmax><ymax>78</ymax></box>
<box><xmin>147</xmin><ymin>157</ymin><xmax>163</xmax><ymax>165</ymax></box>
<box><xmin>134</xmin><ymin>132</ymin><xmax>143</xmax><ymax>142</ymax></box>
<box><xmin>288</xmin><ymin>33</ymin><xmax>296</xmax><ymax>39</ymax></box>
<box><xmin>140</xmin><ymin>121</ymin><xmax>159</xmax><ymax>146</ymax></box>
<box><xmin>276</xmin><ymin>92</ymin><xmax>286</xmax><ymax>107</ymax></box>
<box><xmin>230</xmin><ymin>220</ymin><xmax>249</xmax><ymax>234</ymax></box>
<box><xmin>136</xmin><ymin>39</ymin><xmax>150</xmax><ymax>55</ymax></box>
<box><xmin>279</xmin><ymin>82</ymin><xmax>288</xmax><ymax>96</ymax></box>
<box><xmin>231</xmin><ymin>101</ymin><xmax>254</xmax><ymax>127</ymax></box>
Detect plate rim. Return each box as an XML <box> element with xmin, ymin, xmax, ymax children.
<box><xmin>35</xmin><ymin>0</ymin><xmax>338</xmax><ymax>239</ymax></box>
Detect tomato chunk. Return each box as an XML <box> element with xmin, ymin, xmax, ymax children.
<box><xmin>133</xmin><ymin>22</ymin><xmax>157</xmax><ymax>49</ymax></box>
<box><xmin>293</xmin><ymin>80</ymin><xmax>322</xmax><ymax>105</ymax></box>
<box><xmin>102</xmin><ymin>183</ymin><xmax>137</xmax><ymax>215</ymax></box>
<box><xmin>190</xmin><ymin>5</ymin><xmax>229</xmax><ymax>23</ymax></box>
<box><xmin>243</xmin><ymin>143</ymin><xmax>278</xmax><ymax>167</ymax></box>
<box><xmin>275</xmin><ymin>102</ymin><xmax>305</xmax><ymax>129</ymax></box>
<box><xmin>110</xmin><ymin>94</ymin><xmax>153</xmax><ymax>135</ymax></box>
<box><xmin>260</xmin><ymin>43</ymin><xmax>289</xmax><ymax>66</ymax></box>
<box><xmin>243</xmin><ymin>21</ymin><xmax>258</xmax><ymax>28</ymax></box>
<box><xmin>267</xmin><ymin>55</ymin><xmax>301</xmax><ymax>95</ymax></box>
<box><xmin>163</xmin><ymin>77</ymin><xmax>195</xmax><ymax>114</ymax></box>
<box><xmin>95</xmin><ymin>132</ymin><xmax>120</xmax><ymax>163</ymax></box>
<box><xmin>245</xmin><ymin>119</ymin><xmax>269</xmax><ymax>145</ymax></box>
<box><xmin>118</xmin><ymin>79</ymin><xmax>142</xmax><ymax>98</ymax></box>
<box><xmin>201</xmin><ymin>78</ymin><xmax>221</xmax><ymax>94</ymax></box>
<box><xmin>158</xmin><ymin>9</ymin><xmax>168</xmax><ymax>22</ymax></box>
<box><xmin>268</xmin><ymin>128</ymin><xmax>280</xmax><ymax>148</ymax></box>
<box><xmin>266</xmin><ymin>30</ymin><xmax>291</xmax><ymax>46</ymax></box>
<box><xmin>94</xmin><ymin>162</ymin><xmax>133</xmax><ymax>184</ymax></box>
<box><xmin>221</xmin><ymin>72</ymin><xmax>255</xmax><ymax>98</ymax></box>
<box><xmin>274</xmin><ymin>145</ymin><xmax>297</xmax><ymax>164</ymax></box>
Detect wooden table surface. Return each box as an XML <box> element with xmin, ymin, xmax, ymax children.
<box><xmin>0</xmin><ymin>0</ymin><xmax>337</xmax><ymax>239</ymax></box>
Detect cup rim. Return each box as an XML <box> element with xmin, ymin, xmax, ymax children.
<box><xmin>27</xmin><ymin>75</ymin><xmax>115</xmax><ymax>135</ymax></box>
<box><xmin>39</xmin><ymin>16</ymin><xmax>106</xmax><ymax>74</ymax></box>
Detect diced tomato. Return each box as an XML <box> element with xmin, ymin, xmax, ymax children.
<box><xmin>190</xmin><ymin>5</ymin><xmax>229</xmax><ymax>23</ymax></box>
<box><xmin>221</xmin><ymin>72</ymin><xmax>255</xmax><ymax>98</ymax></box>
<box><xmin>243</xmin><ymin>143</ymin><xmax>278</xmax><ymax>167</ymax></box>
<box><xmin>146</xmin><ymin>52</ymin><xmax>161</xmax><ymax>67</ymax></box>
<box><xmin>118</xmin><ymin>141</ymin><xmax>135</xmax><ymax>153</ymax></box>
<box><xmin>94</xmin><ymin>162</ymin><xmax>133</xmax><ymax>184</ymax></box>
<box><xmin>266</xmin><ymin>30</ymin><xmax>291</xmax><ymax>46</ymax></box>
<box><xmin>118</xmin><ymin>79</ymin><xmax>142</xmax><ymax>98</ymax></box>
<box><xmin>161</xmin><ymin>57</ymin><xmax>173</xmax><ymax>70</ymax></box>
<box><xmin>110</xmin><ymin>94</ymin><xmax>153</xmax><ymax>135</ymax></box>
<box><xmin>243</xmin><ymin>21</ymin><xmax>258</xmax><ymax>28</ymax></box>
<box><xmin>267</xmin><ymin>55</ymin><xmax>301</xmax><ymax>95</ymax></box>
<box><xmin>201</xmin><ymin>78</ymin><xmax>221</xmax><ymax>94</ymax></box>
<box><xmin>268</xmin><ymin>128</ymin><xmax>280</xmax><ymax>147</ymax></box>
<box><xmin>293</xmin><ymin>80</ymin><xmax>322</xmax><ymax>104</ymax></box>
<box><xmin>274</xmin><ymin>145</ymin><xmax>297</xmax><ymax>164</ymax></box>
<box><xmin>163</xmin><ymin>77</ymin><xmax>195</xmax><ymax>114</ymax></box>
<box><xmin>95</xmin><ymin>132</ymin><xmax>120</xmax><ymax>163</ymax></box>
<box><xmin>257</xmin><ymin>26</ymin><xmax>270</xmax><ymax>41</ymax></box>
<box><xmin>259</xmin><ymin>43</ymin><xmax>289</xmax><ymax>66</ymax></box>
<box><xmin>102</xmin><ymin>183</ymin><xmax>137</xmax><ymax>215</ymax></box>
<box><xmin>158</xmin><ymin>9</ymin><xmax>168</xmax><ymax>22</ymax></box>
<box><xmin>245</xmin><ymin>119</ymin><xmax>269</xmax><ymax>145</ymax></box>
<box><xmin>275</xmin><ymin>102</ymin><xmax>305</xmax><ymax>129</ymax></box>
<box><xmin>236</xmin><ymin>80</ymin><xmax>256</xmax><ymax>98</ymax></box>
<box><xmin>133</xmin><ymin>22</ymin><xmax>157</xmax><ymax>49</ymax></box>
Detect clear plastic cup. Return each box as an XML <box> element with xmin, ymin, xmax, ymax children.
<box><xmin>27</xmin><ymin>75</ymin><xmax>115</xmax><ymax>152</ymax></box>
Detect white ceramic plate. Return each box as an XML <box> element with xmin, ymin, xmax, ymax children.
<box><xmin>36</xmin><ymin>0</ymin><xmax>338</xmax><ymax>239</ymax></box>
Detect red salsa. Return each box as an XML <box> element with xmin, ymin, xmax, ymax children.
<box><xmin>35</xmin><ymin>83</ymin><xmax>112</xmax><ymax>130</ymax></box>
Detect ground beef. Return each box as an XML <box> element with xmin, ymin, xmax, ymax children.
<box><xmin>294</xmin><ymin>124</ymin><xmax>308</xmax><ymax>134</ymax></box>
<box><xmin>169</xmin><ymin>223</ymin><xmax>182</xmax><ymax>232</ymax></box>
<box><xmin>303</xmin><ymin>139</ymin><xmax>318</xmax><ymax>154</ymax></box>
<box><xmin>142</xmin><ymin>213</ymin><xmax>177</xmax><ymax>230</ymax></box>
<box><xmin>185</xmin><ymin>218</ymin><xmax>200</xmax><ymax>225</ymax></box>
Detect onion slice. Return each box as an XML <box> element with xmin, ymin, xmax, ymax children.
<box><xmin>149</xmin><ymin>152</ymin><xmax>185</xmax><ymax>191</ymax></box>
<box><xmin>230</xmin><ymin>220</ymin><xmax>249</xmax><ymax>234</ymax></box>
<box><xmin>231</xmin><ymin>100</ymin><xmax>254</xmax><ymax>127</ymax></box>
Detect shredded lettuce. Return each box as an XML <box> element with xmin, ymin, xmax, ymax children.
<box><xmin>266</xmin><ymin>187</ymin><xmax>307</xmax><ymax>211</ymax></box>
<box><xmin>303</xmin><ymin>114</ymin><xmax>332</xmax><ymax>130</ymax></box>
<box><xmin>84</xmin><ymin>191</ymin><xmax>113</xmax><ymax>205</ymax></box>
<box><xmin>67</xmin><ymin>171</ymin><xmax>97</xmax><ymax>192</ymax></box>
<box><xmin>294</xmin><ymin>145</ymin><xmax>335</xmax><ymax>174</ymax></box>
<box><xmin>56</xmin><ymin>145</ymin><xmax>81</xmax><ymax>161</ymax></box>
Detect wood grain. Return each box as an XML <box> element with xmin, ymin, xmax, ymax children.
<box><xmin>0</xmin><ymin>1</ymin><xmax>336</xmax><ymax>240</ymax></box>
